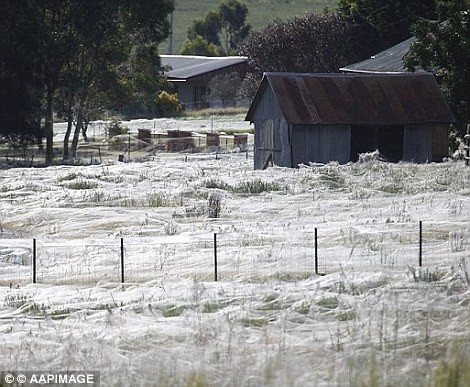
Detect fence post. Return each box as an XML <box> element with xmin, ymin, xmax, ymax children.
<box><xmin>314</xmin><ymin>228</ymin><xmax>319</xmax><ymax>275</ymax></box>
<box><xmin>32</xmin><ymin>238</ymin><xmax>37</xmax><ymax>284</ymax></box>
<box><xmin>121</xmin><ymin>237</ymin><xmax>125</xmax><ymax>283</ymax></box>
<box><xmin>214</xmin><ymin>233</ymin><xmax>218</xmax><ymax>281</ymax></box>
<box><xmin>419</xmin><ymin>221</ymin><xmax>423</xmax><ymax>267</ymax></box>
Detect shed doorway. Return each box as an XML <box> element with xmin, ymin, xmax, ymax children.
<box><xmin>350</xmin><ymin>125</ymin><xmax>404</xmax><ymax>162</ymax></box>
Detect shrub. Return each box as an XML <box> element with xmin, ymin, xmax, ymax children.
<box><xmin>156</xmin><ymin>91</ymin><xmax>183</xmax><ymax>117</ymax></box>
<box><xmin>106</xmin><ymin>119</ymin><xmax>128</xmax><ymax>138</ymax></box>
<box><xmin>207</xmin><ymin>191</ymin><xmax>223</xmax><ymax>218</ymax></box>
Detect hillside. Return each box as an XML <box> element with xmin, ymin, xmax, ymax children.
<box><xmin>161</xmin><ymin>0</ymin><xmax>337</xmax><ymax>54</ymax></box>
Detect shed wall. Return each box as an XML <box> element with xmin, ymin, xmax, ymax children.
<box><xmin>403</xmin><ymin>125</ymin><xmax>433</xmax><ymax>163</ymax></box>
<box><xmin>403</xmin><ymin>124</ymin><xmax>449</xmax><ymax>163</ymax></box>
<box><xmin>252</xmin><ymin>86</ymin><xmax>291</xmax><ymax>169</ymax></box>
<box><xmin>291</xmin><ymin>124</ymin><xmax>351</xmax><ymax>165</ymax></box>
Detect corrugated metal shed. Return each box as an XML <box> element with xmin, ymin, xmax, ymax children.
<box><xmin>246</xmin><ymin>72</ymin><xmax>455</xmax><ymax>126</ymax></box>
<box><xmin>340</xmin><ymin>37</ymin><xmax>418</xmax><ymax>74</ymax></box>
<box><xmin>161</xmin><ymin>55</ymin><xmax>247</xmax><ymax>80</ymax></box>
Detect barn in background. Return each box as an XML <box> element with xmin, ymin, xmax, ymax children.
<box><xmin>246</xmin><ymin>72</ymin><xmax>454</xmax><ymax>169</ymax></box>
<box><xmin>161</xmin><ymin>55</ymin><xmax>248</xmax><ymax>109</ymax></box>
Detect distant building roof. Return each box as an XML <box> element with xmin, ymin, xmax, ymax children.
<box><xmin>160</xmin><ymin>55</ymin><xmax>247</xmax><ymax>81</ymax></box>
<box><xmin>340</xmin><ymin>37</ymin><xmax>420</xmax><ymax>74</ymax></box>
<box><xmin>246</xmin><ymin>72</ymin><xmax>454</xmax><ymax>125</ymax></box>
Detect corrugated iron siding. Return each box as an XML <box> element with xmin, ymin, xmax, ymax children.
<box><xmin>403</xmin><ymin>125</ymin><xmax>433</xmax><ymax>163</ymax></box>
<box><xmin>292</xmin><ymin>124</ymin><xmax>351</xmax><ymax>166</ymax></box>
<box><xmin>403</xmin><ymin>124</ymin><xmax>449</xmax><ymax>162</ymax></box>
<box><xmin>252</xmin><ymin>84</ymin><xmax>292</xmax><ymax>169</ymax></box>
<box><xmin>263</xmin><ymin>73</ymin><xmax>454</xmax><ymax>126</ymax></box>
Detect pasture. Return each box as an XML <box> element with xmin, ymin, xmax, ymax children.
<box><xmin>161</xmin><ymin>0</ymin><xmax>337</xmax><ymax>54</ymax></box>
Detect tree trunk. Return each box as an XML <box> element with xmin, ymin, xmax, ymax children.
<box><xmin>45</xmin><ymin>93</ymin><xmax>54</xmax><ymax>165</ymax></box>
<box><xmin>81</xmin><ymin>120</ymin><xmax>88</xmax><ymax>142</ymax></box>
<box><xmin>70</xmin><ymin>103</ymin><xmax>84</xmax><ymax>159</ymax></box>
<box><xmin>62</xmin><ymin>98</ymin><xmax>74</xmax><ymax>160</ymax></box>
<box><xmin>69</xmin><ymin>86</ymin><xmax>89</xmax><ymax>159</ymax></box>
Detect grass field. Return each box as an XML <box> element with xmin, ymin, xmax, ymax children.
<box><xmin>1</xmin><ymin>116</ymin><xmax>470</xmax><ymax>385</ymax></box>
<box><xmin>161</xmin><ymin>0</ymin><xmax>337</xmax><ymax>54</ymax></box>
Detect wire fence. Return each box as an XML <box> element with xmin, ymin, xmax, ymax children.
<box><xmin>0</xmin><ymin>221</ymin><xmax>469</xmax><ymax>286</ymax></box>
<box><xmin>0</xmin><ymin>131</ymin><xmax>253</xmax><ymax>167</ymax></box>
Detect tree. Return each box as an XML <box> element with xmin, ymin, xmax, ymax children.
<box><xmin>187</xmin><ymin>11</ymin><xmax>221</xmax><ymax>46</ymax></box>
<box><xmin>406</xmin><ymin>0</ymin><xmax>470</xmax><ymax>136</ymax></box>
<box><xmin>180</xmin><ymin>36</ymin><xmax>219</xmax><ymax>56</ymax></box>
<box><xmin>64</xmin><ymin>0</ymin><xmax>175</xmax><ymax>159</ymax></box>
<box><xmin>0</xmin><ymin>1</ymin><xmax>44</xmax><ymax>146</ymax></box>
<box><xmin>181</xmin><ymin>0</ymin><xmax>251</xmax><ymax>56</ymax></box>
<box><xmin>239</xmin><ymin>13</ymin><xmax>359</xmax><ymax>74</ymax></box>
<box><xmin>218</xmin><ymin>0</ymin><xmax>251</xmax><ymax>55</ymax></box>
<box><xmin>1</xmin><ymin>0</ymin><xmax>174</xmax><ymax>163</ymax></box>
<box><xmin>337</xmin><ymin>0</ymin><xmax>437</xmax><ymax>56</ymax></box>
<box><xmin>208</xmin><ymin>72</ymin><xmax>242</xmax><ymax>107</ymax></box>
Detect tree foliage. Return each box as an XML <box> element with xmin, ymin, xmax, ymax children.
<box><xmin>239</xmin><ymin>13</ymin><xmax>360</xmax><ymax>101</ymax></box>
<box><xmin>187</xmin><ymin>11</ymin><xmax>221</xmax><ymax>47</ymax></box>
<box><xmin>182</xmin><ymin>0</ymin><xmax>251</xmax><ymax>56</ymax></box>
<box><xmin>0</xmin><ymin>0</ymin><xmax>174</xmax><ymax>163</ymax></box>
<box><xmin>180</xmin><ymin>36</ymin><xmax>219</xmax><ymax>56</ymax></box>
<box><xmin>406</xmin><ymin>0</ymin><xmax>470</xmax><ymax>135</ymax></box>
<box><xmin>337</xmin><ymin>0</ymin><xmax>437</xmax><ymax>57</ymax></box>
<box><xmin>240</xmin><ymin>13</ymin><xmax>359</xmax><ymax>74</ymax></box>
<box><xmin>0</xmin><ymin>1</ymin><xmax>44</xmax><ymax>145</ymax></box>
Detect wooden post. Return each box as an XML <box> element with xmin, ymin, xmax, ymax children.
<box><xmin>128</xmin><ymin>133</ymin><xmax>131</xmax><ymax>162</ymax></box>
<box><xmin>121</xmin><ymin>237</ymin><xmax>125</xmax><ymax>283</ymax></box>
<box><xmin>314</xmin><ymin>228</ymin><xmax>318</xmax><ymax>275</ymax></box>
<box><xmin>419</xmin><ymin>221</ymin><xmax>423</xmax><ymax>267</ymax></box>
<box><xmin>214</xmin><ymin>233</ymin><xmax>218</xmax><ymax>281</ymax></box>
<box><xmin>32</xmin><ymin>238</ymin><xmax>37</xmax><ymax>284</ymax></box>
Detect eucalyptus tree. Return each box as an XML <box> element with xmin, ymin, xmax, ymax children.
<box><xmin>406</xmin><ymin>0</ymin><xmax>470</xmax><ymax>136</ymax></box>
<box><xmin>64</xmin><ymin>0</ymin><xmax>174</xmax><ymax>159</ymax></box>
<box><xmin>1</xmin><ymin>0</ymin><xmax>174</xmax><ymax>163</ymax></box>
<box><xmin>182</xmin><ymin>0</ymin><xmax>251</xmax><ymax>56</ymax></box>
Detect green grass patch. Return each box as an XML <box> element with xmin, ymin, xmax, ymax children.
<box><xmin>161</xmin><ymin>304</ymin><xmax>186</xmax><ymax>318</ymax></box>
<box><xmin>184</xmin><ymin>107</ymin><xmax>247</xmax><ymax>118</ymax></box>
<box><xmin>65</xmin><ymin>179</ymin><xmax>99</xmax><ymax>190</ymax></box>
<box><xmin>241</xmin><ymin>317</ymin><xmax>271</xmax><ymax>328</ymax></box>
<box><xmin>317</xmin><ymin>296</ymin><xmax>339</xmax><ymax>310</ymax></box>
<box><xmin>203</xmin><ymin>178</ymin><xmax>287</xmax><ymax>194</ymax></box>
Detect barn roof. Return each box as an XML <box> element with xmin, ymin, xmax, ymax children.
<box><xmin>340</xmin><ymin>37</ymin><xmax>418</xmax><ymax>74</ymax></box>
<box><xmin>246</xmin><ymin>72</ymin><xmax>454</xmax><ymax>125</ymax></box>
<box><xmin>160</xmin><ymin>55</ymin><xmax>247</xmax><ymax>81</ymax></box>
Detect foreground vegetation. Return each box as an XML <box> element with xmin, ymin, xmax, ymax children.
<box><xmin>1</xmin><ymin>132</ymin><xmax>469</xmax><ymax>385</ymax></box>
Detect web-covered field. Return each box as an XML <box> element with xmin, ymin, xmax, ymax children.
<box><xmin>0</xmin><ymin>117</ymin><xmax>469</xmax><ymax>386</ymax></box>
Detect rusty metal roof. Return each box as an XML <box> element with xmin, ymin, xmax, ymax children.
<box><xmin>246</xmin><ymin>72</ymin><xmax>454</xmax><ymax>125</ymax></box>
